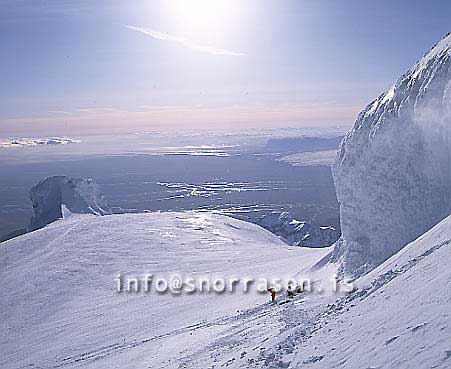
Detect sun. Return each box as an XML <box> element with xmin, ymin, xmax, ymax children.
<box><xmin>169</xmin><ymin>0</ymin><xmax>232</xmax><ymax>30</ymax></box>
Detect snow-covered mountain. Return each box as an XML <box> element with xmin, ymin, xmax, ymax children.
<box><xmin>2</xmin><ymin>34</ymin><xmax>451</xmax><ymax>369</ymax></box>
<box><xmin>247</xmin><ymin>213</ymin><xmax>451</xmax><ymax>369</ymax></box>
<box><xmin>255</xmin><ymin>211</ymin><xmax>339</xmax><ymax>247</ymax></box>
<box><xmin>333</xmin><ymin>33</ymin><xmax>451</xmax><ymax>277</ymax></box>
<box><xmin>0</xmin><ymin>212</ymin><xmax>332</xmax><ymax>369</ymax></box>
<box><xmin>1</xmin><ymin>211</ymin><xmax>449</xmax><ymax>368</ymax></box>
<box><xmin>28</xmin><ymin>176</ymin><xmax>112</xmax><ymax>232</ymax></box>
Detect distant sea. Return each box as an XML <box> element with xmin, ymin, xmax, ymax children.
<box><xmin>0</xmin><ymin>128</ymin><xmax>346</xmax><ymax>241</ymax></box>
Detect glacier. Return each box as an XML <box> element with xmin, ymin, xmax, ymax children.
<box><xmin>332</xmin><ymin>33</ymin><xmax>451</xmax><ymax>277</ymax></box>
<box><xmin>1</xmin><ymin>210</ymin><xmax>449</xmax><ymax>368</ymax></box>
<box><xmin>1</xmin><ymin>33</ymin><xmax>451</xmax><ymax>369</ymax></box>
<box><xmin>0</xmin><ymin>212</ymin><xmax>332</xmax><ymax>369</ymax></box>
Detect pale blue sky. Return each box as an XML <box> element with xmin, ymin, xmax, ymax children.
<box><xmin>1</xmin><ymin>0</ymin><xmax>450</xmax><ymax>135</ymax></box>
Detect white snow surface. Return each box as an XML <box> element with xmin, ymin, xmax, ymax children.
<box><xmin>0</xmin><ymin>212</ymin><xmax>331</xmax><ymax>369</ymax></box>
<box><xmin>1</xmin><ymin>211</ymin><xmax>450</xmax><ymax>368</ymax></box>
<box><xmin>287</xmin><ymin>214</ymin><xmax>451</xmax><ymax>369</ymax></box>
<box><xmin>171</xmin><ymin>215</ymin><xmax>451</xmax><ymax>369</ymax></box>
<box><xmin>333</xmin><ymin>33</ymin><xmax>451</xmax><ymax>277</ymax></box>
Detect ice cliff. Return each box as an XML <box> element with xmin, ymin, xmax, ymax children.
<box><xmin>28</xmin><ymin>176</ymin><xmax>112</xmax><ymax>231</ymax></box>
<box><xmin>333</xmin><ymin>33</ymin><xmax>451</xmax><ymax>277</ymax></box>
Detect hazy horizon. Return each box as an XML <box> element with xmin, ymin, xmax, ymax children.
<box><xmin>2</xmin><ymin>0</ymin><xmax>450</xmax><ymax>136</ymax></box>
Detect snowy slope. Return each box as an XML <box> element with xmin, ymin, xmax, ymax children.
<box><xmin>0</xmin><ymin>212</ymin><xmax>331</xmax><ymax>369</ymax></box>
<box><xmin>333</xmin><ymin>33</ymin><xmax>451</xmax><ymax>277</ymax></box>
<box><xmin>184</xmin><ymin>215</ymin><xmax>450</xmax><ymax>369</ymax></box>
<box><xmin>1</xmin><ymin>212</ymin><xmax>449</xmax><ymax>368</ymax></box>
<box><xmin>287</xmin><ymin>213</ymin><xmax>451</xmax><ymax>369</ymax></box>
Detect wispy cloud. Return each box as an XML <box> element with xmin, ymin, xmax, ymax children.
<box><xmin>125</xmin><ymin>25</ymin><xmax>245</xmax><ymax>56</ymax></box>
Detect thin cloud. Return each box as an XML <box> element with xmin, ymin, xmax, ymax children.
<box><xmin>125</xmin><ymin>25</ymin><xmax>245</xmax><ymax>56</ymax></box>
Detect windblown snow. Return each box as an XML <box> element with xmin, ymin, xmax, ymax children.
<box><xmin>333</xmin><ymin>33</ymin><xmax>451</xmax><ymax>277</ymax></box>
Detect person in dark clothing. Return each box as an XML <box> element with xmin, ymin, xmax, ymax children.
<box><xmin>267</xmin><ymin>288</ymin><xmax>276</xmax><ymax>302</ymax></box>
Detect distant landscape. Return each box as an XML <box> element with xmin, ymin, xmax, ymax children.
<box><xmin>0</xmin><ymin>129</ymin><xmax>345</xmax><ymax>242</ymax></box>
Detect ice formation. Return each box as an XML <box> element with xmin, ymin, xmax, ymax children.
<box><xmin>28</xmin><ymin>176</ymin><xmax>112</xmax><ymax>231</ymax></box>
<box><xmin>333</xmin><ymin>33</ymin><xmax>451</xmax><ymax>277</ymax></box>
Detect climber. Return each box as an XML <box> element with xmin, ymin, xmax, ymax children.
<box><xmin>267</xmin><ymin>287</ymin><xmax>276</xmax><ymax>302</ymax></box>
<box><xmin>287</xmin><ymin>284</ymin><xmax>304</xmax><ymax>297</ymax></box>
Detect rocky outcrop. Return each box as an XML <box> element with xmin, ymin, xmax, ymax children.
<box><xmin>28</xmin><ymin>176</ymin><xmax>112</xmax><ymax>232</ymax></box>
<box><xmin>256</xmin><ymin>212</ymin><xmax>339</xmax><ymax>247</ymax></box>
<box><xmin>332</xmin><ymin>33</ymin><xmax>451</xmax><ymax>277</ymax></box>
